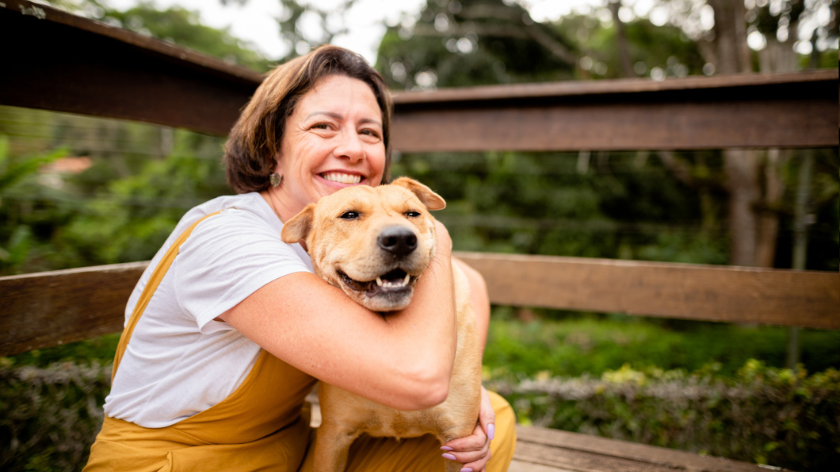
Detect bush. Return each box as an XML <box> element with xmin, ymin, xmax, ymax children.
<box><xmin>484</xmin><ymin>316</ymin><xmax>840</xmax><ymax>378</ymax></box>
<box><xmin>0</xmin><ymin>360</ymin><xmax>111</xmax><ymax>472</ymax></box>
<box><xmin>487</xmin><ymin>360</ymin><xmax>840</xmax><ymax>471</ymax></box>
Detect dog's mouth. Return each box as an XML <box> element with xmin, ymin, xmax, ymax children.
<box><xmin>338</xmin><ymin>268</ymin><xmax>416</xmax><ymax>297</ymax></box>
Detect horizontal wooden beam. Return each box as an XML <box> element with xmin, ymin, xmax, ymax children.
<box><xmin>391</xmin><ymin>69</ymin><xmax>838</xmax><ymax>152</ymax></box>
<box><xmin>0</xmin><ymin>262</ymin><xmax>147</xmax><ymax>357</ymax></box>
<box><xmin>456</xmin><ymin>252</ymin><xmax>839</xmax><ymax>330</ymax></box>
<box><xmin>1</xmin><ymin>254</ymin><xmax>837</xmax><ymax>357</ymax></box>
<box><xmin>2</xmin><ymin>0</ymin><xmax>837</xmax><ymax>150</ymax></box>
<box><xmin>0</xmin><ymin>0</ymin><xmax>261</xmax><ymax>136</ymax></box>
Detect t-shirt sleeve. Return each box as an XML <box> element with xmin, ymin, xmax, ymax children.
<box><xmin>172</xmin><ymin>208</ymin><xmax>312</xmax><ymax>333</ymax></box>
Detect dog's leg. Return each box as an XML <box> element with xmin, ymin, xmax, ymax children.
<box><xmin>314</xmin><ymin>421</ymin><xmax>360</xmax><ymax>472</ymax></box>
<box><xmin>437</xmin><ymin>424</ymin><xmax>480</xmax><ymax>472</ymax></box>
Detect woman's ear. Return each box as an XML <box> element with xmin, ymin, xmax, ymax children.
<box><xmin>281</xmin><ymin>205</ymin><xmax>315</xmax><ymax>244</ymax></box>
<box><xmin>390</xmin><ymin>177</ymin><xmax>446</xmax><ymax>211</ymax></box>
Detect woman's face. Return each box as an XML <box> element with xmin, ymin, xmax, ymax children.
<box><xmin>273</xmin><ymin>74</ymin><xmax>386</xmax><ymax>217</ymax></box>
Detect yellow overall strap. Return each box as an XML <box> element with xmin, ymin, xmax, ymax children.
<box><xmin>111</xmin><ymin>211</ymin><xmax>221</xmax><ymax>381</ymax></box>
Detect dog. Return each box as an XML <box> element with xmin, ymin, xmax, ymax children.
<box><xmin>281</xmin><ymin>177</ymin><xmax>482</xmax><ymax>472</ymax></box>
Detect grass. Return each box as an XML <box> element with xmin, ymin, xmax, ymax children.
<box><xmin>483</xmin><ymin>310</ymin><xmax>840</xmax><ymax>379</ymax></box>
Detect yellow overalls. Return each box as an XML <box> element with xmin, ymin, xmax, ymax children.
<box><xmin>84</xmin><ymin>213</ymin><xmax>516</xmax><ymax>471</ymax></box>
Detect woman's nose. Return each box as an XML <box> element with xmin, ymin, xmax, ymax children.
<box><xmin>333</xmin><ymin>130</ymin><xmax>366</xmax><ymax>162</ymax></box>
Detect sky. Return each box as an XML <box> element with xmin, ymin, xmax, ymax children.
<box><xmin>104</xmin><ymin>0</ymin><xmax>614</xmax><ymax>64</ymax></box>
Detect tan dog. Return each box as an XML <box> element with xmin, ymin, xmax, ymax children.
<box><xmin>281</xmin><ymin>177</ymin><xmax>482</xmax><ymax>472</ymax></box>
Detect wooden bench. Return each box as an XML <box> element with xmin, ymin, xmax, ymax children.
<box><xmin>1</xmin><ymin>1</ymin><xmax>838</xmax><ymax>470</ymax></box>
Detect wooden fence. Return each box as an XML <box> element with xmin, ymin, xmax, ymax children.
<box><xmin>1</xmin><ymin>0</ymin><xmax>837</xmax><ymax>357</ymax></box>
<box><xmin>0</xmin><ymin>2</ymin><xmax>838</xmax><ymax>469</ymax></box>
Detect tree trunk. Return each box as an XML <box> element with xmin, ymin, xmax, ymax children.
<box><xmin>707</xmin><ymin>0</ymin><xmax>750</xmax><ymax>74</ymax></box>
<box><xmin>609</xmin><ymin>0</ymin><xmax>634</xmax><ymax>77</ymax></box>
<box><xmin>724</xmin><ymin>149</ymin><xmax>760</xmax><ymax>266</ymax></box>
<box><xmin>756</xmin><ymin>149</ymin><xmax>789</xmax><ymax>267</ymax></box>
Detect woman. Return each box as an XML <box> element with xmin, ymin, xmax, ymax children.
<box><xmin>85</xmin><ymin>45</ymin><xmax>515</xmax><ymax>472</ymax></box>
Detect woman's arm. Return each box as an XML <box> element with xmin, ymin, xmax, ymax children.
<box><xmin>220</xmin><ymin>221</ymin><xmax>457</xmax><ymax>412</ymax></box>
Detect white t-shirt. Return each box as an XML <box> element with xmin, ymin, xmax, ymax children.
<box><xmin>103</xmin><ymin>192</ymin><xmax>313</xmax><ymax>428</ymax></box>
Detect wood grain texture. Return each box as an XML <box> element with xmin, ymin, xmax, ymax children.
<box><xmin>2</xmin><ymin>254</ymin><xmax>836</xmax><ymax>356</ymax></box>
<box><xmin>515</xmin><ymin>426</ymin><xmax>766</xmax><ymax>472</ymax></box>
<box><xmin>454</xmin><ymin>252</ymin><xmax>840</xmax><ymax>329</ymax></box>
<box><xmin>0</xmin><ymin>262</ymin><xmax>147</xmax><ymax>356</ymax></box>
<box><xmin>391</xmin><ymin>69</ymin><xmax>837</xmax><ymax>104</ymax></box>
<box><xmin>391</xmin><ymin>76</ymin><xmax>838</xmax><ymax>151</ymax></box>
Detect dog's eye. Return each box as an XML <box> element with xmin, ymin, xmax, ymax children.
<box><xmin>404</xmin><ymin>211</ymin><xmax>421</xmax><ymax>218</ymax></box>
<box><xmin>339</xmin><ymin>211</ymin><xmax>360</xmax><ymax>219</ymax></box>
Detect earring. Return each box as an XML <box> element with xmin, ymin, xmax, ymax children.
<box><xmin>269</xmin><ymin>173</ymin><xmax>283</xmax><ymax>188</ymax></box>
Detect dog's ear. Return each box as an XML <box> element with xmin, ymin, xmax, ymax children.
<box><xmin>391</xmin><ymin>177</ymin><xmax>446</xmax><ymax>211</ymax></box>
<box><xmin>281</xmin><ymin>204</ymin><xmax>315</xmax><ymax>244</ymax></box>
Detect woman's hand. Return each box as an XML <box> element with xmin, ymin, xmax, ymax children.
<box><xmin>440</xmin><ymin>386</ymin><xmax>495</xmax><ymax>472</ymax></box>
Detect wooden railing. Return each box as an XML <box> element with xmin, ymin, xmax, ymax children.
<box><xmin>1</xmin><ymin>0</ymin><xmax>838</xmax><ymax>356</ymax></box>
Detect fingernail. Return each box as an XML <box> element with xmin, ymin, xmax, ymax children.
<box><xmin>442</xmin><ymin>453</ymin><xmax>457</xmax><ymax>461</ymax></box>
<box><xmin>440</xmin><ymin>446</ymin><xmax>453</xmax><ymax>451</ymax></box>
<box><xmin>488</xmin><ymin>423</ymin><xmax>495</xmax><ymax>440</ymax></box>
<box><xmin>461</xmin><ymin>469</ymin><xmax>474</xmax><ymax>472</ymax></box>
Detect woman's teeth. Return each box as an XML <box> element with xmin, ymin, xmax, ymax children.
<box><xmin>322</xmin><ymin>172</ymin><xmax>362</xmax><ymax>184</ymax></box>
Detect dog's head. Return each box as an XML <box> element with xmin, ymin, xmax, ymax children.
<box><xmin>281</xmin><ymin>177</ymin><xmax>446</xmax><ymax>312</ymax></box>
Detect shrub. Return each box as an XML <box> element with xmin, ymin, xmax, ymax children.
<box><xmin>0</xmin><ymin>360</ymin><xmax>111</xmax><ymax>472</ymax></box>
<box><xmin>487</xmin><ymin>360</ymin><xmax>840</xmax><ymax>471</ymax></box>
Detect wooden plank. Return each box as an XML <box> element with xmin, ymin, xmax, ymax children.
<box><xmin>508</xmin><ymin>460</ymin><xmax>575</xmax><ymax>472</ymax></box>
<box><xmin>455</xmin><ymin>252</ymin><xmax>840</xmax><ymax>330</ymax></box>
<box><xmin>516</xmin><ymin>426</ymin><xmax>765</xmax><ymax>472</ymax></box>
<box><xmin>391</xmin><ymin>70</ymin><xmax>838</xmax><ymax>152</ymax></box>
<box><xmin>392</xmin><ymin>69</ymin><xmax>837</xmax><ymax>104</ymax></box>
<box><xmin>514</xmin><ymin>440</ymin><xmax>691</xmax><ymax>472</ymax></box>
<box><xmin>0</xmin><ymin>0</ymin><xmax>261</xmax><ymax>136</ymax></box>
<box><xmin>1</xmin><ymin>254</ymin><xmax>836</xmax><ymax>356</ymax></box>
<box><xmin>0</xmin><ymin>262</ymin><xmax>148</xmax><ymax>356</ymax></box>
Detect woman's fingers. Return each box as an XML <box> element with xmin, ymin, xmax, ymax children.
<box><xmin>442</xmin><ymin>386</ymin><xmax>497</xmax><ymax>471</ymax></box>
<box><xmin>441</xmin><ymin>423</ymin><xmax>492</xmax><ymax>471</ymax></box>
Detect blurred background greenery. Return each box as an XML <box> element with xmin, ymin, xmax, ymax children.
<box><xmin>1</xmin><ymin>0</ymin><xmax>838</xmax><ymax>470</ymax></box>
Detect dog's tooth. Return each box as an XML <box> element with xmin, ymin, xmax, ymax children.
<box><xmin>403</xmin><ymin>274</ymin><xmax>410</xmax><ymax>285</ymax></box>
<box><xmin>376</xmin><ymin>277</ymin><xmax>383</xmax><ymax>287</ymax></box>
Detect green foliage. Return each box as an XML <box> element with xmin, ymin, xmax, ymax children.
<box><xmin>488</xmin><ymin>360</ymin><xmax>840</xmax><ymax>471</ymax></box>
<box><xmin>104</xmin><ymin>2</ymin><xmax>273</xmax><ymax>72</ymax></box>
<box><xmin>0</xmin><ymin>361</ymin><xmax>111</xmax><ymax>472</ymax></box>
<box><xmin>392</xmin><ymin>150</ymin><xmax>730</xmax><ymax>263</ymax></box>
<box><xmin>62</xmin><ymin>137</ymin><xmax>228</xmax><ymax>265</ymax></box>
<box><xmin>483</xmin><ymin>316</ymin><xmax>840</xmax><ymax>379</ymax></box>
<box><xmin>376</xmin><ymin>0</ymin><xmax>576</xmax><ymax>90</ymax></box>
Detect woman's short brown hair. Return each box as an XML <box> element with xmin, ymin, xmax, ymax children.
<box><xmin>224</xmin><ymin>45</ymin><xmax>393</xmax><ymax>194</ymax></box>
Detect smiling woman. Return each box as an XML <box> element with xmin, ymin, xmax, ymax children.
<box><xmin>82</xmin><ymin>45</ymin><xmax>516</xmax><ymax>472</ymax></box>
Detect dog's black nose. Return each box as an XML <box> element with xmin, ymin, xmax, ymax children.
<box><xmin>378</xmin><ymin>226</ymin><xmax>418</xmax><ymax>257</ymax></box>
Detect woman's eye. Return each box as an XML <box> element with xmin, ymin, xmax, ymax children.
<box><xmin>360</xmin><ymin>129</ymin><xmax>381</xmax><ymax>139</ymax></box>
<box><xmin>405</xmin><ymin>211</ymin><xmax>421</xmax><ymax>218</ymax></box>
<box><xmin>339</xmin><ymin>211</ymin><xmax>360</xmax><ymax>219</ymax></box>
